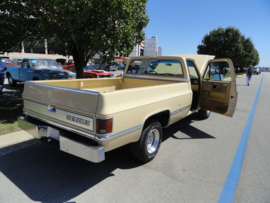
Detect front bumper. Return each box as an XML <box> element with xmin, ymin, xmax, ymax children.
<box><xmin>18</xmin><ymin>116</ymin><xmax>105</xmax><ymax>163</ymax></box>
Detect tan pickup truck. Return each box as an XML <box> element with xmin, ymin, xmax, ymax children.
<box><xmin>18</xmin><ymin>54</ymin><xmax>238</xmax><ymax>163</ymax></box>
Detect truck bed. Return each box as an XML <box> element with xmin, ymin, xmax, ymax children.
<box><xmin>23</xmin><ymin>78</ymin><xmax>191</xmax><ymax>115</ymax></box>
<box><xmin>30</xmin><ymin>77</ymin><xmax>172</xmax><ymax>92</ymax></box>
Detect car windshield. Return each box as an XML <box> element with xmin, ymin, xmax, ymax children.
<box><xmin>84</xmin><ymin>66</ymin><xmax>96</xmax><ymax>71</ymax></box>
<box><xmin>30</xmin><ymin>59</ymin><xmax>60</xmax><ymax>69</ymax></box>
<box><xmin>126</xmin><ymin>59</ymin><xmax>184</xmax><ymax>77</ymax></box>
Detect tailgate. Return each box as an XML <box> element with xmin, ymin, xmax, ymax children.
<box><xmin>22</xmin><ymin>81</ymin><xmax>99</xmax><ymax>133</ymax></box>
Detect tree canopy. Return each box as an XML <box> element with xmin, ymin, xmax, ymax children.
<box><xmin>0</xmin><ymin>0</ymin><xmax>149</xmax><ymax>78</ymax></box>
<box><xmin>197</xmin><ymin>27</ymin><xmax>260</xmax><ymax>68</ymax></box>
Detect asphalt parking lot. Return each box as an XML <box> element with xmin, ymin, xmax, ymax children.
<box><xmin>0</xmin><ymin>73</ymin><xmax>269</xmax><ymax>203</ymax></box>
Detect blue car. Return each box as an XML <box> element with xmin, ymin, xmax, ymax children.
<box><xmin>5</xmin><ymin>58</ymin><xmax>75</xmax><ymax>86</ymax></box>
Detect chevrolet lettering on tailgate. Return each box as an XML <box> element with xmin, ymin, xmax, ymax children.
<box><xmin>66</xmin><ymin>115</ymin><xmax>91</xmax><ymax>126</ymax></box>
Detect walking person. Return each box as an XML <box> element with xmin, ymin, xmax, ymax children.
<box><xmin>0</xmin><ymin>59</ymin><xmax>7</xmax><ymax>94</ymax></box>
<box><xmin>246</xmin><ymin>65</ymin><xmax>253</xmax><ymax>86</ymax></box>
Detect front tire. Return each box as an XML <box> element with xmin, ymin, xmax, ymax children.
<box><xmin>198</xmin><ymin>109</ymin><xmax>211</xmax><ymax>119</ymax></box>
<box><xmin>130</xmin><ymin>120</ymin><xmax>162</xmax><ymax>162</ymax></box>
<box><xmin>8</xmin><ymin>75</ymin><xmax>17</xmax><ymax>86</ymax></box>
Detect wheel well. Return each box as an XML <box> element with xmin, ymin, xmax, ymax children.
<box><xmin>33</xmin><ymin>77</ymin><xmax>39</xmax><ymax>80</ymax></box>
<box><xmin>6</xmin><ymin>72</ymin><xmax>10</xmax><ymax>77</ymax></box>
<box><xmin>143</xmin><ymin>110</ymin><xmax>170</xmax><ymax>129</ymax></box>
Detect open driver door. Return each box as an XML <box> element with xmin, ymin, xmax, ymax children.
<box><xmin>200</xmin><ymin>59</ymin><xmax>238</xmax><ymax>117</ymax></box>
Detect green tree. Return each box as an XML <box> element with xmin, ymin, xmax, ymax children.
<box><xmin>0</xmin><ymin>2</ymin><xmax>40</xmax><ymax>54</ymax></box>
<box><xmin>0</xmin><ymin>0</ymin><xmax>149</xmax><ymax>78</ymax></box>
<box><xmin>197</xmin><ymin>27</ymin><xmax>259</xmax><ymax>68</ymax></box>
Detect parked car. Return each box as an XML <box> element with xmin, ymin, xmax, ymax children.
<box><xmin>93</xmin><ymin>64</ymin><xmax>100</xmax><ymax>69</ymax></box>
<box><xmin>118</xmin><ymin>63</ymin><xmax>126</xmax><ymax>70</ymax></box>
<box><xmin>12</xmin><ymin>58</ymin><xmax>23</xmax><ymax>66</ymax></box>
<box><xmin>64</xmin><ymin>59</ymin><xmax>74</xmax><ymax>65</ymax></box>
<box><xmin>63</xmin><ymin>64</ymin><xmax>114</xmax><ymax>78</ymax></box>
<box><xmin>253</xmin><ymin>67</ymin><xmax>261</xmax><ymax>75</ymax></box>
<box><xmin>2</xmin><ymin>59</ymin><xmax>14</xmax><ymax>66</ymax></box>
<box><xmin>101</xmin><ymin>62</ymin><xmax>118</xmax><ymax>71</ymax></box>
<box><xmin>5</xmin><ymin>58</ymin><xmax>70</xmax><ymax>86</ymax></box>
<box><xmin>56</xmin><ymin>58</ymin><xmax>67</xmax><ymax>65</ymax></box>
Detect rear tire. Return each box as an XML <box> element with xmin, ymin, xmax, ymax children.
<box><xmin>130</xmin><ymin>120</ymin><xmax>162</xmax><ymax>162</ymax></box>
<box><xmin>8</xmin><ymin>75</ymin><xmax>17</xmax><ymax>86</ymax></box>
<box><xmin>198</xmin><ymin>109</ymin><xmax>211</xmax><ymax>119</ymax></box>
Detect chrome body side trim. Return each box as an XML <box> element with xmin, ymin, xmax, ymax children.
<box><xmin>23</xmin><ymin>99</ymin><xmax>94</xmax><ymax>132</ymax></box>
<box><xmin>24</xmin><ymin>110</ymin><xmax>144</xmax><ymax>143</ymax></box>
<box><xmin>171</xmin><ymin>105</ymin><xmax>191</xmax><ymax>116</ymax></box>
<box><xmin>25</xmin><ymin>81</ymin><xmax>99</xmax><ymax>95</ymax></box>
<box><xmin>95</xmin><ymin>124</ymin><xmax>143</xmax><ymax>142</ymax></box>
<box><xmin>24</xmin><ymin>110</ymin><xmax>96</xmax><ymax>140</ymax></box>
<box><xmin>123</xmin><ymin>74</ymin><xmax>190</xmax><ymax>83</ymax></box>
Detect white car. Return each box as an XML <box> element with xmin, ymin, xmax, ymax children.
<box><xmin>106</xmin><ymin>64</ymin><xmax>118</xmax><ymax>71</ymax></box>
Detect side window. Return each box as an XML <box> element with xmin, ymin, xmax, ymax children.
<box><xmin>23</xmin><ymin>60</ymin><xmax>30</xmax><ymax>69</ymax></box>
<box><xmin>68</xmin><ymin>66</ymin><xmax>75</xmax><ymax>71</ymax></box>
<box><xmin>203</xmin><ymin>61</ymin><xmax>231</xmax><ymax>81</ymax></box>
<box><xmin>187</xmin><ymin>61</ymin><xmax>199</xmax><ymax>79</ymax></box>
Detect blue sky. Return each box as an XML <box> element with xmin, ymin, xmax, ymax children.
<box><xmin>145</xmin><ymin>0</ymin><xmax>270</xmax><ymax>67</ymax></box>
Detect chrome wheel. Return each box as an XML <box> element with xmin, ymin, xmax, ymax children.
<box><xmin>130</xmin><ymin>120</ymin><xmax>162</xmax><ymax>162</ymax></box>
<box><xmin>146</xmin><ymin>128</ymin><xmax>160</xmax><ymax>154</ymax></box>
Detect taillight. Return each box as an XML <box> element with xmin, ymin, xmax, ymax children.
<box><xmin>96</xmin><ymin>118</ymin><xmax>113</xmax><ymax>134</ymax></box>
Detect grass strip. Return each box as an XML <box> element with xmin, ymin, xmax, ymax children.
<box><xmin>0</xmin><ymin>98</ymin><xmax>23</xmax><ymax>135</ymax></box>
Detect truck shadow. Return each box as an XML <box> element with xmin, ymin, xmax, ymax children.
<box><xmin>163</xmin><ymin>113</ymin><xmax>215</xmax><ymax>140</ymax></box>
<box><xmin>0</xmin><ymin>114</ymin><xmax>214</xmax><ymax>203</ymax></box>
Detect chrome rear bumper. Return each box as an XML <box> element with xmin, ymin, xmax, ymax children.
<box><xmin>18</xmin><ymin>116</ymin><xmax>105</xmax><ymax>163</ymax></box>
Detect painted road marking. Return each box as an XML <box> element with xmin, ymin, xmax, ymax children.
<box><xmin>218</xmin><ymin>74</ymin><xmax>264</xmax><ymax>203</ymax></box>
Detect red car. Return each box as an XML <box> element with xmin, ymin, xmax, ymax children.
<box><xmin>1</xmin><ymin>58</ymin><xmax>14</xmax><ymax>66</ymax></box>
<box><xmin>63</xmin><ymin>64</ymin><xmax>114</xmax><ymax>78</ymax></box>
<box><xmin>64</xmin><ymin>59</ymin><xmax>74</xmax><ymax>65</ymax></box>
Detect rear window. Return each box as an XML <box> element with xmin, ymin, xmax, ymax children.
<box><xmin>126</xmin><ymin>59</ymin><xmax>184</xmax><ymax>77</ymax></box>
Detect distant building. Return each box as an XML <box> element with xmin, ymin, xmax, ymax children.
<box><xmin>129</xmin><ymin>41</ymin><xmax>145</xmax><ymax>57</ymax></box>
<box><xmin>158</xmin><ymin>47</ymin><xmax>162</xmax><ymax>56</ymax></box>
<box><xmin>1</xmin><ymin>36</ymin><xmax>162</xmax><ymax>63</ymax></box>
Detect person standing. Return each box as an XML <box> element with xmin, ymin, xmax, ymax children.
<box><xmin>0</xmin><ymin>60</ymin><xmax>7</xmax><ymax>94</ymax></box>
<box><xmin>246</xmin><ymin>65</ymin><xmax>253</xmax><ymax>86</ymax></box>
